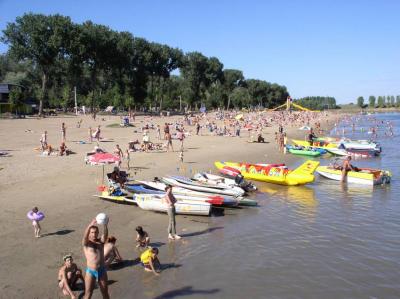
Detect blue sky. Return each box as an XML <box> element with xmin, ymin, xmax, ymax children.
<box><xmin>1</xmin><ymin>0</ymin><xmax>399</xmax><ymax>103</ymax></box>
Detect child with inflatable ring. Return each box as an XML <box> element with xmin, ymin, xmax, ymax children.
<box><xmin>27</xmin><ymin>207</ymin><xmax>45</xmax><ymax>238</ymax></box>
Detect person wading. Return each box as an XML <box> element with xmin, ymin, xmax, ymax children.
<box><xmin>163</xmin><ymin>185</ymin><xmax>181</xmax><ymax>240</ymax></box>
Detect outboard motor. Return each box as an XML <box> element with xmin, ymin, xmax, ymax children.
<box><xmin>234</xmin><ymin>174</ymin><xmax>244</xmax><ymax>185</ymax></box>
<box><xmin>235</xmin><ymin>174</ymin><xmax>257</xmax><ymax>192</ymax></box>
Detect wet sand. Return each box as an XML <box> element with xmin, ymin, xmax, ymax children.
<box><xmin>0</xmin><ymin>112</ymin><xmax>337</xmax><ymax>298</ymax></box>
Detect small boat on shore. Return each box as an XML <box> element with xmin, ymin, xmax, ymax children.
<box><xmin>93</xmin><ymin>190</ymin><xmax>136</xmax><ymax>205</ymax></box>
<box><xmin>192</xmin><ymin>172</ymin><xmax>257</xmax><ymax>192</ymax></box>
<box><xmin>133</xmin><ymin>180</ymin><xmax>239</xmax><ymax>206</ymax></box>
<box><xmin>214</xmin><ymin>160</ymin><xmax>320</xmax><ymax>186</ymax></box>
<box><xmin>133</xmin><ymin>193</ymin><xmax>211</xmax><ymax>216</ymax></box>
<box><xmin>316</xmin><ymin>166</ymin><xmax>391</xmax><ymax>185</ymax></box>
<box><xmin>162</xmin><ymin>176</ymin><xmax>245</xmax><ymax>197</ymax></box>
<box><xmin>125</xmin><ymin>184</ymin><xmax>233</xmax><ymax>206</ymax></box>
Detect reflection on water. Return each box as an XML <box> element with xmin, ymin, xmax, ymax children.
<box><xmin>315</xmin><ymin>178</ymin><xmax>376</xmax><ymax>199</ymax></box>
<box><xmin>257</xmin><ymin>183</ymin><xmax>318</xmax><ymax>220</ymax></box>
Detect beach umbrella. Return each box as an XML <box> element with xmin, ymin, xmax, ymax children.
<box><xmin>86</xmin><ymin>152</ymin><xmax>121</xmax><ymax>185</ymax></box>
<box><xmin>87</xmin><ymin>152</ymin><xmax>120</xmax><ymax>165</ymax></box>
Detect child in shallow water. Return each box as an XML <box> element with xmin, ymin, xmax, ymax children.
<box><xmin>135</xmin><ymin>226</ymin><xmax>150</xmax><ymax>248</ymax></box>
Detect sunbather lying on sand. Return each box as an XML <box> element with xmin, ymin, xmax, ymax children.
<box><xmin>86</xmin><ymin>145</ymin><xmax>106</xmax><ymax>156</ymax></box>
<box><xmin>128</xmin><ymin>140</ymin><xmax>140</xmax><ymax>152</ymax></box>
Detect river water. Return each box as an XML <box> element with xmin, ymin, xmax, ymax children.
<box><xmin>120</xmin><ymin>113</ymin><xmax>400</xmax><ymax>299</ymax></box>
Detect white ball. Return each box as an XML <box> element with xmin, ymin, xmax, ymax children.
<box><xmin>96</xmin><ymin>213</ymin><xmax>109</xmax><ymax>225</ymax></box>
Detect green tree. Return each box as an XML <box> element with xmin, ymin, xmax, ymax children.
<box><xmin>390</xmin><ymin>96</ymin><xmax>395</xmax><ymax>107</ymax></box>
<box><xmin>396</xmin><ymin>95</ymin><xmax>400</xmax><ymax>107</ymax></box>
<box><xmin>357</xmin><ymin>96</ymin><xmax>364</xmax><ymax>108</ymax></box>
<box><xmin>180</xmin><ymin>52</ymin><xmax>209</xmax><ymax>107</ymax></box>
<box><xmin>368</xmin><ymin>96</ymin><xmax>376</xmax><ymax>107</ymax></box>
<box><xmin>75</xmin><ymin>21</ymin><xmax>118</xmax><ymax>110</ymax></box>
<box><xmin>8</xmin><ymin>86</ymin><xmax>25</xmax><ymax>112</ymax></box>
<box><xmin>206</xmin><ymin>80</ymin><xmax>226</xmax><ymax>108</ymax></box>
<box><xmin>124</xmin><ymin>94</ymin><xmax>134</xmax><ymax>110</ymax></box>
<box><xmin>2</xmin><ymin>13</ymin><xmax>73</xmax><ymax>115</ymax></box>
<box><xmin>230</xmin><ymin>87</ymin><xmax>250</xmax><ymax>108</ymax></box>
<box><xmin>60</xmin><ymin>85</ymin><xmax>72</xmax><ymax>111</ymax></box>
<box><xmin>377</xmin><ymin>96</ymin><xmax>385</xmax><ymax>107</ymax></box>
<box><xmin>222</xmin><ymin>69</ymin><xmax>244</xmax><ymax>109</ymax></box>
<box><xmin>295</xmin><ymin>96</ymin><xmax>337</xmax><ymax>110</ymax></box>
<box><xmin>1</xmin><ymin>13</ymin><xmax>297</xmax><ymax>113</ymax></box>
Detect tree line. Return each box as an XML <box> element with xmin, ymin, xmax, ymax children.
<box><xmin>356</xmin><ymin>96</ymin><xmax>400</xmax><ymax>108</ymax></box>
<box><xmin>293</xmin><ymin>96</ymin><xmax>337</xmax><ymax>110</ymax></box>
<box><xmin>0</xmin><ymin>13</ymin><xmax>291</xmax><ymax>115</ymax></box>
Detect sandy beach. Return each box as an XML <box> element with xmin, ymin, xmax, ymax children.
<box><xmin>0</xmin><ymin>111</ymin><xmax>339</xmax><ymax>298</ymax></box>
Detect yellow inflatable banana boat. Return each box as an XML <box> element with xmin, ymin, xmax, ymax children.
<box><xmin>214</xmin><ymin>160</ymin><xmax>320</xmax><ymax>186</ymax></box>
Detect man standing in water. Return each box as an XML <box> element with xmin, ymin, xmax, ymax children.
<box><xmin>341</xmin><ymin>155</ymin><xmax>355</xmax><ymax>182</ymax></box>
<box><xmin>307</xmin><ymin>128</ymin><xmax>317</xmax><ymax>145</ymax></box>
<box><xmin>82</xmin><ymin>219</ymin><xmax>109</xmax><ymax>299</ymax></box>
<box><xmin>164</xmin><ymin>185</ymin><xmax>181</xmax><ymax>240</ymax></box>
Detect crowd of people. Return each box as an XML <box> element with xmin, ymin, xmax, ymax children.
<box><xmin>30</xmin><ymin>108</ymin><xmax>338</xmax><ymax>298</ymax></box>
<box><xmin>29</xmin><ymin>181</ymin><xmax>182</xmax><ymax>298</ymax></box>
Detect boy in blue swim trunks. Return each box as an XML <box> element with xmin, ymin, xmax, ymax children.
<box><xmin>82</xmin><ymin>219</ymin><xmax>109</xmax><ymax>299</ymax></box>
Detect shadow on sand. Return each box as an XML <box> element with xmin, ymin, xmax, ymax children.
<box><xmin>130</xmin><ymin>166</ymin><xmax>150</xmax><ymax>170</ymax></box>
<box><xmin>108</xmin><ymin>259</ymin><xmax>140</xmax><ymax>271</ymax></box>
<box><xmin>181</xmin><ymin>226</ymin><xmax>223</xmax><ymax>238</ymax></box>
<box><xmin>41</xmin><ymin>229</ymin><xmax>74</xmax><ymax>237</ymax></box>
<box><xmin>149</xmin><ymin>241</ymin><xmax>166</xmax><ymax>248</ymax></box>
<box><xmin>153</xmin><ymin>286</ymin><xmax>220</xmax><ymax>299</ymax></box>
<box><xmin>160</xmin><ymin>263</ymin><xmax>182</xmax><ymax>271</ymax></box>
